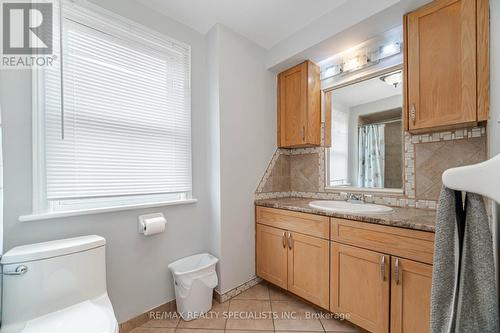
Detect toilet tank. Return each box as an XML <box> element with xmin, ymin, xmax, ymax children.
<box><xmin>1</xmin><ymin>235</ymin><xmax>107</xmax><ymax>326</ymax></box>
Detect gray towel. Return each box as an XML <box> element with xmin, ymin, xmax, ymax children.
<box><xmin>431</xmin><ymin>186</ymin><xmax>460</xmax><ymax>333</ymax></box>
<box><xmin>431</xmin><ymin>186</ymin><xmax>499</xmax><ymax>333</ymax></box>
<box><xmin>455</xmin><ymin>193</ymin><xmax>499</xmax><ymax>332</ymax></box>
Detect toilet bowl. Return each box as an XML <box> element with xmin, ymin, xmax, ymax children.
<box><xmin>0</xmin><ymin>235</ymin><xmax>118</xmax><ymax>333</ymax></box>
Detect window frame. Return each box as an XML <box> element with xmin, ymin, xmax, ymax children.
<box><xmin>28</xmin><ymin>0</ymin><xmax>195</xmax><ymax>219</ymax></box>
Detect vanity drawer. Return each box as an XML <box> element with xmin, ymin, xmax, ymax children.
<box><xmin>256</xmin><ymin>207</ymin><xmax>329</xmax><ymax>239</ymax></box>
<box><xmin>330</xmin><ymin>218</ymin><xmax>435</xmax><ymax>264</ymax></box>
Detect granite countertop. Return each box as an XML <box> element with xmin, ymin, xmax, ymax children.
<box><xmin>255</xmin><ymin>197</ymin><xmax>436</xmax><ymax>232</ymax></box>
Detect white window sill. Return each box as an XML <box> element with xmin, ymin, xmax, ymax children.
<box><xmin>18</xmin><ymin>198</ymin><xmax>198</xmax><ymax>222</ymax></box>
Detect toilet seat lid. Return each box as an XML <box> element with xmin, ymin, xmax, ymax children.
<box><xmin>21</xmin><ymin>298</ymin><xmax>117</xmax><ymax>333</ymax></box>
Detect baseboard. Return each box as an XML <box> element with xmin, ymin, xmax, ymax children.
<box><xmin>213</xmin><ymin>276</ymin><xmax>262</xmax><ymax>303</ymax></box>
<box><xmin>119</xmin><ymin>299</ymin><xmax>176</xmax><ymax>333</ymax></box>
<box><xmin>119</xmin><ymin>276</ymin><xmax>262</xmax><ymax>333</ymax></box>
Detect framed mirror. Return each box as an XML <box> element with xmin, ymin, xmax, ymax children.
<box><xmin>325</xmin><ymin>68</ymin><xmax>404</xmax><ymax>192</ymax></box>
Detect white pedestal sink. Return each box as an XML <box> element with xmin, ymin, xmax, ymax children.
<box><xmin>309</xmin><ymin>200</ymin><xmax>393</xmax><ymax>214</ymax></box>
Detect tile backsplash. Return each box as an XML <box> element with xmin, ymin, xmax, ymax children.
<box><xmin>261</xmin><ymin>153</ymin><xmax>290</xmax><ymax>192</ymax></box>
<box><xmin>255</xmin><ymin>126</ymin><xmax>487</xmax><ymax>210</ymax></box>
<box><xmin>414</xmin><ymin>137</ymin><xmax>486</xmax><ymax>200</ymax></box>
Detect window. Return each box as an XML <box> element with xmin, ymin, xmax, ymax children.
<box><xmin>33</xmin><ymin>1</ymin><xmax>192</xmax><ymax>214</ymax></box>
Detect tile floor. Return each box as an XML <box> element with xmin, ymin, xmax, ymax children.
<box><xmin>130</xmin><ymin>283</ymin><xmax>363</xmax><ymax>333</ymax></box>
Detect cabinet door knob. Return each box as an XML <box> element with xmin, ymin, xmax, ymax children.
<box><xmin>395</xmin><ymin>258</ymin><xmax>400</xmax><ymax>285</ymax></box>
<box><xmin>380</xmin><ymin>256</ymin><xmax>386</xmax><ymax>281</ymax></box>
<box><xmin>288</xmin><ymin>232</ymin><xmax>293</xmax><ymax>250</ymax></box>
<box><xmin>282</xmin><ymin>231</ymin><xmax>287</xmax><ymax>248</ymax></box>
<box><xmin>410</xmin><ymin>104</ymin><xmax>416</xmax><ymax>125</ymax></box>
<box><xmin>301</xmin><ymin>126</ymin><xmax>305</xmax><ymax>141</ymax></box>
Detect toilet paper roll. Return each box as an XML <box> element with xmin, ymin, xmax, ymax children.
<box><xmin>139</xmin><ymin>213</ymin><xmax>166</xmax><ymax>236</ymax></box>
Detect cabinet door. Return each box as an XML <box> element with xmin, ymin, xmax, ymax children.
<box><xmin>256</xmin><ymin>224</ymin><xmax>288</xmax><ymax>289</ymax></box>
<box><xmin>407</xmin><ymin>0</ymin><xmax>476</xmax><ymax>131</ymax></box>
<box><xmin>331</xmin><ymin>243</ymin><xmax>390</xmax><ymax>333</ymax></box>
<box><xmin>278</xmin><ymin>62</ymin><xmax>308</xmax><ymax>147</ymax></box>
<box><xmin>390</xmin><ymin>257</ymin><xmax>433</xmax><ymax>333</ymax></box>
<box><xmin>287</xmin><ymin>232</ymin><xmax>329</xmax><ymax>309</ymax></box>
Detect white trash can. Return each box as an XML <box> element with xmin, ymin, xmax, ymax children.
<box><xmin>168</xmin><ymin>253</ymin><xmax>219</xmax><ymax>321</ymax></box>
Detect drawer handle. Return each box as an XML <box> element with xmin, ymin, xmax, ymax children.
<box><xmin>282</xmin><ymin>231</ymin><xmax>286</xmax><ymax>248</ymax></box>
<box><xmin>395</xmin><ymin>258</ymin><xmax>400</xmax><ymax>285</ymax></box>
<box><xmin>288</xmin><ymin>232</ymin><xmax>293</xmax><ymax>250</ymax></box>
<box><xmin>380</xmin><ymin>256</ymin><xmax>386</xmax><ymax>281</ymax></box>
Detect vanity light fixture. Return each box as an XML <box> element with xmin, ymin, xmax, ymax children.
<box><xmin>342</xmin><ymin>55</ymin><xmax>369</xmax><ymax>73</ymax></box>
<box><xmin>380</xmin><ymin>70</ymin><xmax>403</xmax><ymax>88</ymax></box>
<box><xmin>379</xmin><ymin>42</ymin><xmax>401</xmax><ymax>59</ymax></box>
<box><xmin>322</xmin><ymin>64</ymin><xmax>343</xmax><ymax>79</ymax></box>
<box><xmin>320</xmin><ymin>39</ymin><xmax>402</xmax><ymax>81</ymax></box>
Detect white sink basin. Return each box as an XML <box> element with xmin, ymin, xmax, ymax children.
<box><xmin>309</xmin><ymin>200</ymin><xmax>393</xmax><ymax>214</ymax></box>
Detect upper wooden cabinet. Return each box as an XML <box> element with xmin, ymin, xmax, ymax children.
<box><xmin>277</xmin><ymin>60</ymin><xmax>321</xmax><ymax>148</ymax></box>
<box><xmin>405</xmin><ymin>0</ymin><xmax>489</xmax><ymax>132</ymax></box>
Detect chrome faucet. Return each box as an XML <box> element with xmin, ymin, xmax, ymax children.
<box><xmin>343</xmin><ymin>192</ymin><xmax>366</xmax><ymax>204</ymax></box>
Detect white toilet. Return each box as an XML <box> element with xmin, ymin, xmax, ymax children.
<box><xmin>0</xmin><ymin>235</ymin><xmax>118</xmax><ymax>333</ymax></box>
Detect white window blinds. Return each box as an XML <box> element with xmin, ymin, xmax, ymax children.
<box><xmin>43</xmin><ymin>3</ymin><xmax>192</xmax><ymax>201</ymax></box>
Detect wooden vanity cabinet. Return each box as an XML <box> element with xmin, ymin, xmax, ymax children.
<box><xmin>404</xmin><ymin>0</ymin><xmax>490</xmax><ymax>132</ymax></box>
<box><xmin>331</xmin><ymin>243</ymin><xmax>390</xmax><ymax>333</ymax></box>
<box><xmin>256</xmin><ymin>223</ymin><xmax>288</xmax><ymax>289</ymax></box>
<box><xmin>287</xmin><ymin>231</ymin><xmax>330</xmax><ymax>308</ymax></box>
<box><xmin>277</xmin><ymin>60</ymin><xmax>321</xmax><ymax>148</ymax></box>
<box><xmin>255</xmin><ymin>207</ymin><xmax>329</xmax><ymax>309</ymax></box>
<box><xmin>390</xmin><ymin>257</ymin><xmax>433</xmax><ymax>333</ymax></box>
<box><xmin>256</xmin><ymin>207</ymin><xmax>435</xmax><ymax>333</ymax></box>
<box><xmin>330</xmin><ymin>218</ymin><xmax>434</xmax><ymax>333</ymax></box>
<box><xmin>330</xmin><ymin>245</ymin><xmax>433</xmax><ymax>333</ymax></box>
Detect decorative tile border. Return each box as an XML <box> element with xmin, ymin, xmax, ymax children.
<box><xmin>213</xmin><ymin>276</ymin><xmax>262</xmax><ymax>303</ymax></box>
<box><xmin>255</xmin><ymin>191</ymin><xmax>293</xmax><ymax>200</ymax></box>
<box><xmin>255</xmin><ymin>126</ymin><xmax>487</xmax><ymax>210</ymax></box>
<box><xmin>281</xmin><ymin>147</ymin><xmax>324</xmax><ymax>155</ymax></box>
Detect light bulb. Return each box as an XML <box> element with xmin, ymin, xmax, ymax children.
<box><xmin>379</xmin><ymin>43</ymin><xmax>401</xmax><ymax>58</ymax></box>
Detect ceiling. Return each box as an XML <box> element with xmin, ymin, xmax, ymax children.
<box><xmin>135</xmin><ymin>0</ymin><xmax>348</xmax><ymax>49</ymax></box>
<box><xmin>332</xmin><ymin>72</ymin><xmax>402</xmax><ymax>108</ymax></box>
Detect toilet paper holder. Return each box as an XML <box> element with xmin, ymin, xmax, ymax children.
<box><xmin>138</xmin><ymin>213</ymin><xmax>167</xmax><ymax>235</ymax></box>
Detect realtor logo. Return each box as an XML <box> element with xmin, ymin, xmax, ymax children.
<box><xmin>1</xmin><ymin>1</ymin><xmax>55</xmax><ymax>67</ymax></box>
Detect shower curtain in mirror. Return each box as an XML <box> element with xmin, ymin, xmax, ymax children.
<box><xmin>358</xmin><ymin>124</ymin><xmax>385</xmax><ymax>188</ymax></box>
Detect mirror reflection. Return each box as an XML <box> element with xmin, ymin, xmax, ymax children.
<box><xmin>327</xmin><ymin>69</ymin><xmax>403</xmax><ymax>190</ymax></box>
